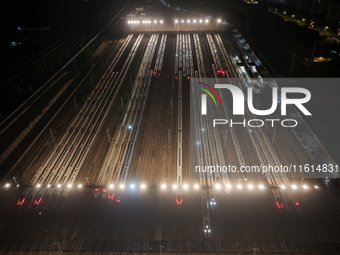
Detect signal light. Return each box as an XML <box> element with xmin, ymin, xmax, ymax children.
<box><xmin>17</xmin><ymin>198</ymin><xmax>26</xmax><ymax>206</ymax></box>
<box><xmin>34</xmin><ymin>198</ymin><xmax>43</xmax><ymax>205</ymax></box>
<box><xmin>108</xmin><ymin>192</ymin><xmax>115</xmax><ymax>200</ymax></box>
<box><xmin>275</xmin><ymin>201</ymin><xmax>284</xmax><ymax>209</ymax></box>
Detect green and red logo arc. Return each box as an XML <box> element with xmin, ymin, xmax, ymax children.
<box><xmin>196</xmin><ymin>82</ymin><xmax>222</xmax><ymax>106</ymax></box>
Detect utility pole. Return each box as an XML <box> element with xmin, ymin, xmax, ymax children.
<box><xmin>224</xmin><ymin>129</ymin><xmax>228</xmax><ymax>147</ymax></box>
<box><xmin>50</xmin><ymin>129</ymin><xmax>55</xmax><ymax>143</ymax></box>
<box><xmin>289</xmin><ymin>50</ymin><xmax>296</xmax><ymax>76</ymax></box>
<box><xmin>55</xmin><ymin>242</ymin><xmax>63</xmax><ymax>255</ymax></box>
<box><xmin>16</xmin><ymin>84</ymin><xmax>22</xmax><ymax>96</ymax></box>
<box><xmin>73</xmin><ymin>97</ymin><xmax>78</xmax><ymax>109</ymax></box>
<box><xmin>252</xmin><ymin>248</ymin><xmax>259</xmax><ymax>255</ymax></box>
<box><xmin>159</xmin><ymin>245</ymin><xmax>165</xmax><ymax>255</ymax></box>
<box><xmin>90</xmin><ymin>75</ymin><xmax>94</xmax><ymax>86</ymax></box>
<box><xmin>120</xmin><ymin>97</ymin><xmax>124</xmax><ymax>110</ymax></box>
<box><xmin>107</xmin><ymin>129</ymin><xmax>111</xmax><ymax>143</ymax></box>
<box><xmin>308</xmin><ymin>41</ymin><xmax>317</xmax><ymax>69</ymax></box>
<box><xmin>271</xmin><ymin>128</ymin><xmax>277</xmax><ymax>143</ymax></box>
<box><xmin>29</xmin><ymin>84</ymin><xmax>33</xmax><ymax>94</ymax></box>
<box><xmin>13</xmin><ymin>176</ymin><xmax>18</xmax><ymax>186</ymax></box>
<box><xmin>170</xmin><ymin>97</ymin><xmax>173</xmax><ymax>113</ymax></box>
<box><xmin>168</xmin><ymin>129</ymin><xmax>171</xmax><ymax>146</ymax></box>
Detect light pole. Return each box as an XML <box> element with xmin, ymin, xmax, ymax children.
<box><xmin>13</xmin><ymin>177</ymin><xmax>18</xmax><ymax>186</ymax></box>
<box><xmin>50</xmin><ymin>129</ymin><xmax>56</xmax><ymax>143</ymax></box>
<box><xmin>252</xmin><ymin>248</ymin><xmax>259</xmax><ymax>254</ymax></box>
<box><xmin>55</xmin><ymin>242</ymin><xmax>63</xmax><ymax>255</ymax></box>
<box><xmin>159</xmin><ymin>245</ymin><xmax>165</xmax><ymax>255</ymax></box>
<box><xmin>271</xmin><ymin>128</ymin><xmax>277</xmax><ymax>143</ymax></box>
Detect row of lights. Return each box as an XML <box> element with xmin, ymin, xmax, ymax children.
<box><xmin>174</xmin><ymin>18</ymin><xmax>221</xmax><ymax>24</ymax></box>
<box><xmin>3</xmin><ymin>182</ymin><xmax>319</xmax><ymax>191</ymax></box>
<box><xmin>282</xmin><ymin>184</ymin><xmax>318</xmax><ymax>190</ymax></box>
<box><xmin>128</xmin><ymin>18</ymin><xmax>222</xmax><ymax>25</ymax></box>
<box><xmin>106</xmin><ymin>183</ymin><xmax>146</xmax><ymax>190</ymax></box>
<box><xmin>174</xmin><ymin>19</ymin><xmax>209</xmax><ymax>24</ymax></box>
<box><xmin>127</xmin><ymin>20</ymin><xmax>163</xmax><ymax>24</ymax></box>
<box><xmin>43</xmin><ymin>183</ymin><xmax>83</xmax><ymax>189</ymax></box>
<box><xmin>161</xmin><ymin>183</ymin><xmax>200</xmax><ymax>190</ymax></box>
<box><xmin>3</xmin><ymin>183</ymin><xmax>83</xmax><ymax>189</ymax></box>
<box><xmin>213</xmin><ymin>183</ymin><xmax>318</xmax><ymax>190</ymax></box>
<box><xmin>161</xmin><ymin>183</ymin><xmax>318</xmax><ymax>191</ymax></box>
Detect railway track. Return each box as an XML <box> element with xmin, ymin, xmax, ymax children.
<box><xmin>21</xmin><ymin>34</ymin><xmax>145</xmax><ymax>204</ymax></box>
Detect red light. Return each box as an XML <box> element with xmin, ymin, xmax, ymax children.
<box><xmin>116</xmin><ymin>199</ymin><xmax>121</xmax><ymax>203</ymax></box>
<box><xmin>94</xmin><ymin>188</ymin><xmax>99</xmax><ymax>192</ymax></box>
<box><xmin>187</xmin><ymin>76</ymin><xmax>190</xmax><ymax>80</ymax></box>
<box><xmin>109</xmin><ymin>70</ymin><xmax>112</xmax><ymax>73</ymax></box>
<box><xmin>154</xmin><ymin>70</ymin><xmax>157</xmax><ymax>74</ymax></box>
<box><xmin>17</xmin><ymin>198</ymin><xmax>26</xmax><ymax>206</ymax></box>
<box><xmin>217</xmin><ymin>70</ymin><xmax>221</xmax><ymax>73</ymax></box>
<box><xmin>176</xmin><ymin>198</ymin><xmax>183</xmax><ymax>205</ymax></box>
<box><xmin>275</xmin><ymin>201</ymin><xmax>284</xmax><ymax>208</ymax></box>
<box><xmin>175</xmin><ymin>76</ymin><xmax>178</xmax><ymax>80</ymax></box>
<box><xmin>222</xmin><ymin>71</ymin><xmax>226</xmax><ymax>74</ymax></box>
<box><xmin>108</xmin><ymin>192</ymin><xmax>115</xmax><ymax>200</ymax></box>
<box><xmin>102</xmin><ymin>189</ymin><xmax>107</xmax><ymax>193</ymax></box>
<box><xmin>34</xmin><ymin>198</ymin><xmax>42</xmax><ymax>205</ymax></box>
<box><xmin>295</xmin><ymin>202</ymin><xmax>300</xmax><ymax>206</ymax></box>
